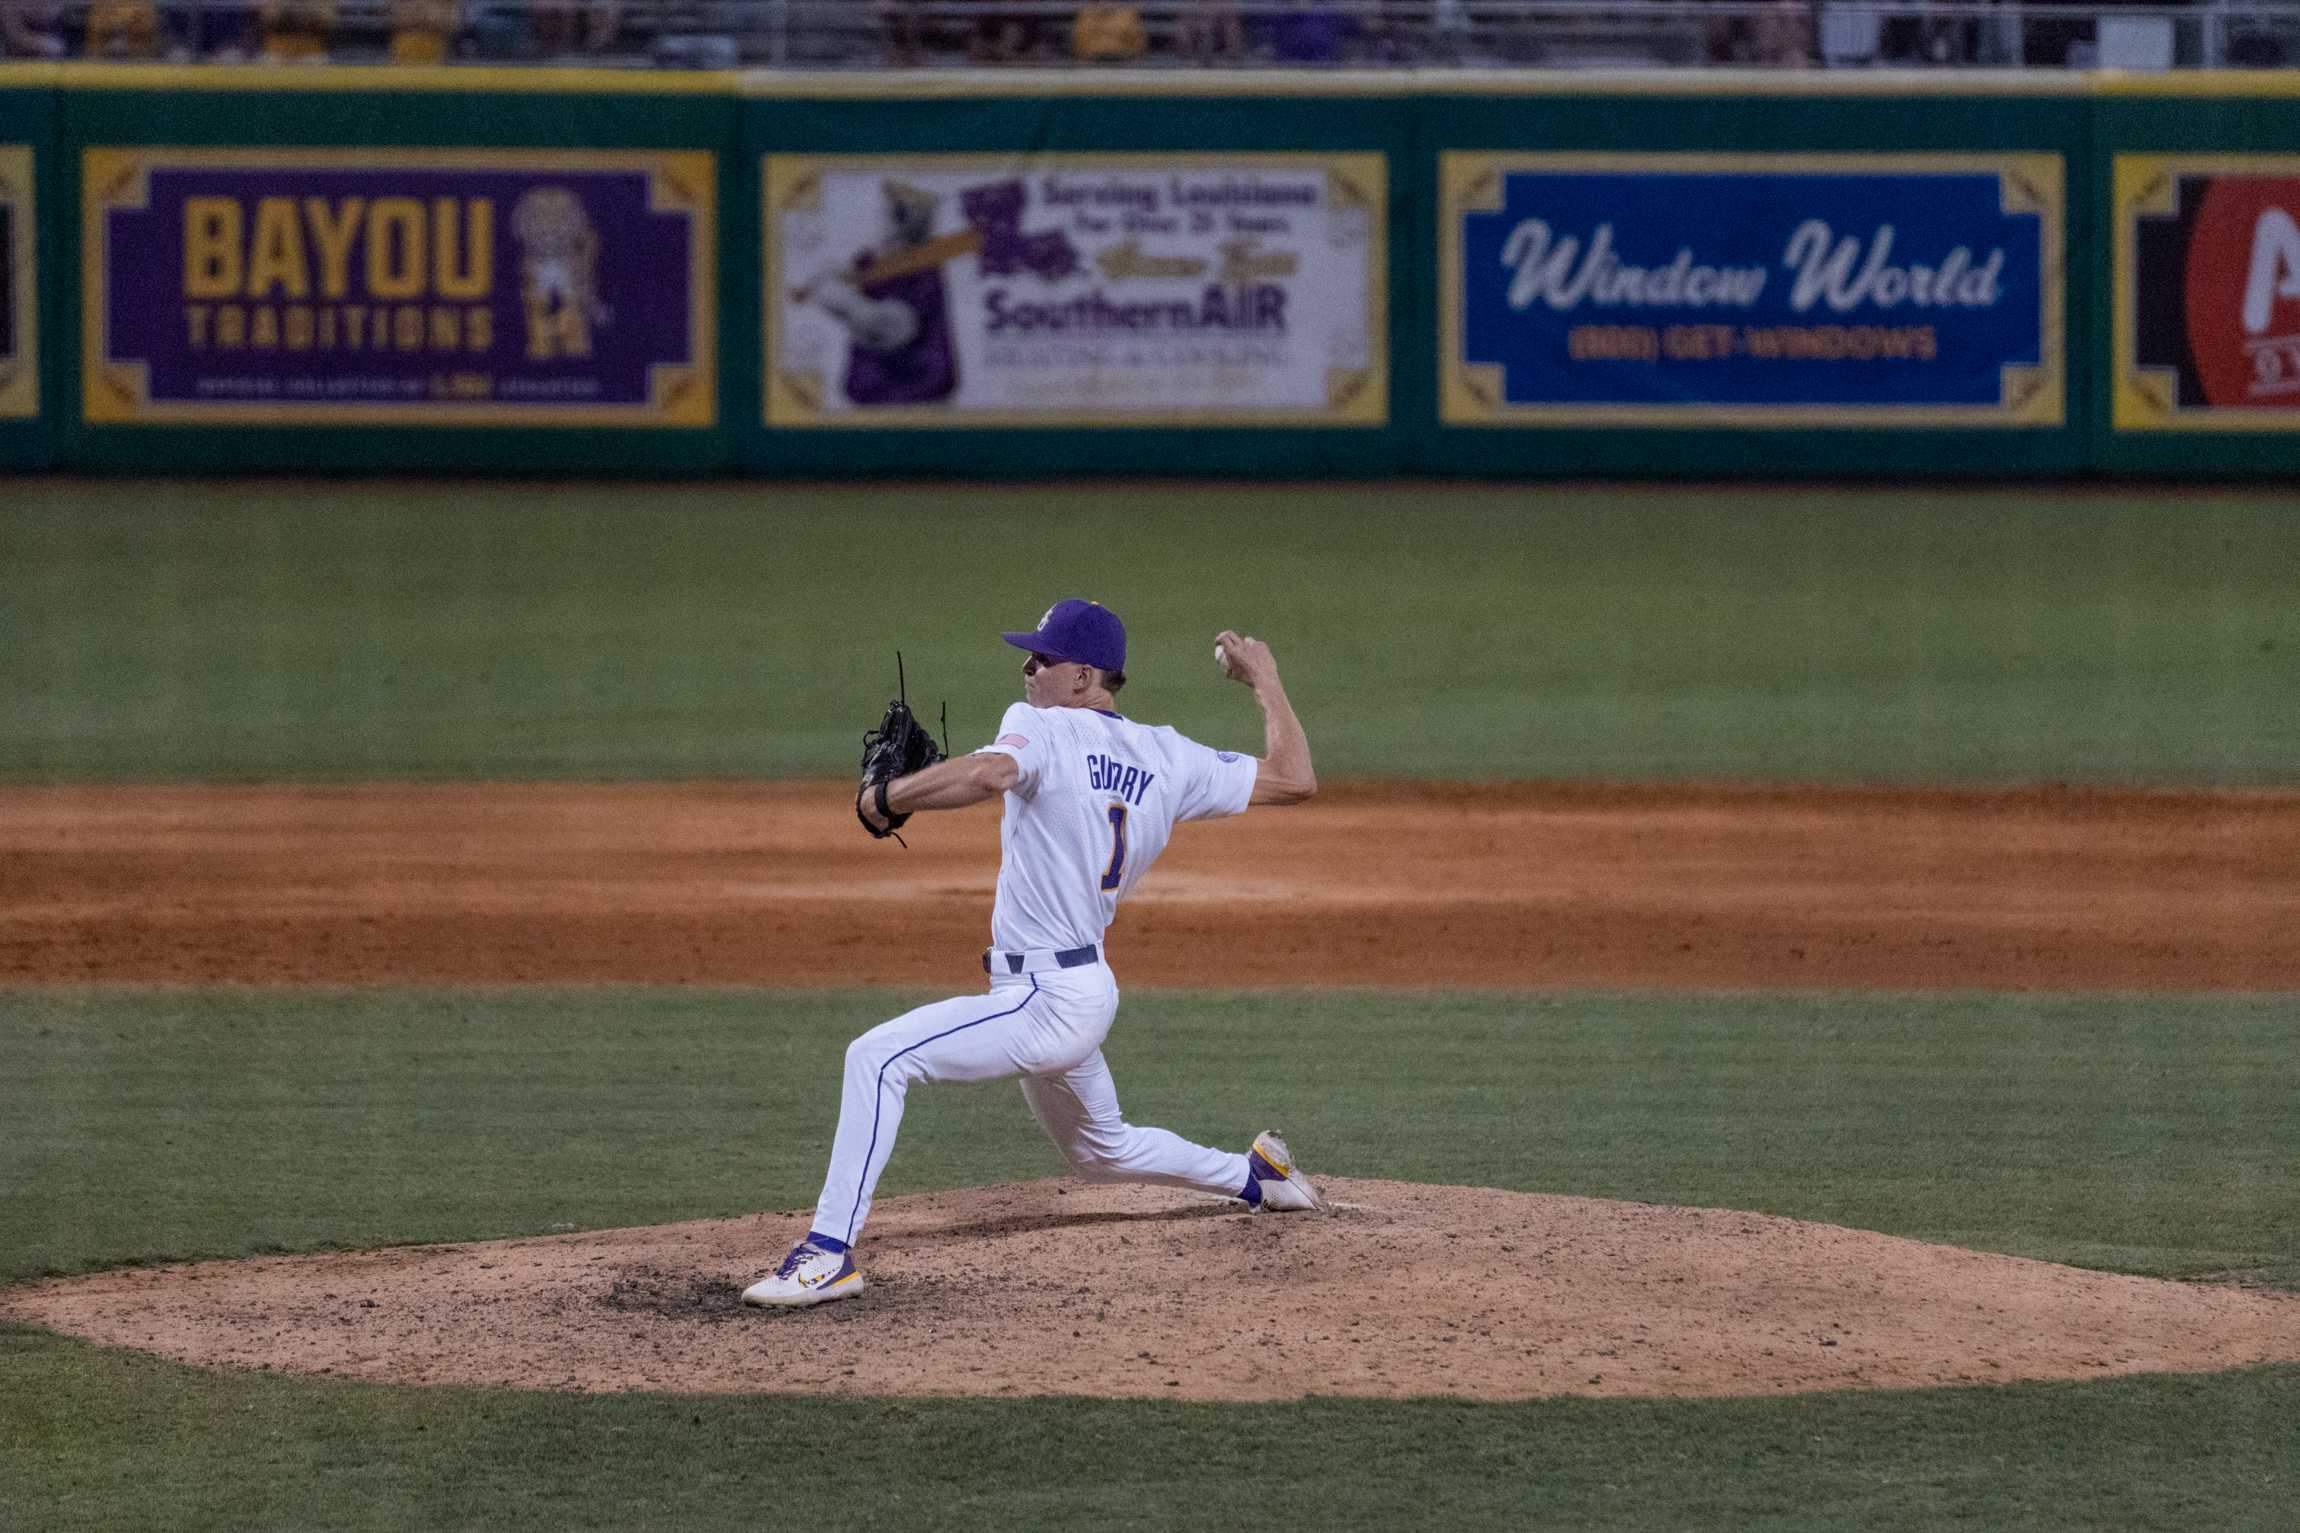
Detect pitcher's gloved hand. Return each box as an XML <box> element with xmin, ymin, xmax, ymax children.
<box><xmin>856</xmin><ymin>696</ymin><xmax>945</xmax><ymax>840</ymax></box>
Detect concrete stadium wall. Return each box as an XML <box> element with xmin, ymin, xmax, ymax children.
<box><xmin>0</xmin><ymin>63</ymin><xmax>2294</xmax><ymax>477</ymax></box>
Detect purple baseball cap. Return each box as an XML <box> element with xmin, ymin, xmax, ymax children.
<box><xmin>1002</xmin><ymin>598</ymin><xmax>1127</xmax><ymax>672</ymax></box>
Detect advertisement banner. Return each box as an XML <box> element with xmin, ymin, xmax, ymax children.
<box><xmin>2116</xmin><ymin>155</ymin><xmax>2300</xmax><ymax>431</ymax></box>
<box><xmin>764</xmin><ymin>153</ymin><xmax>1385</xmax><ymax>427</ymax></box>
<box><xmin>0</xmin><ymin>145</ymin><xmax>32</xmax><ymax>421</ymax></box>
<box><xmin>83</xmin><ymin>148</ymin><xmax>715</xmax><ymax>426</ymax></box>
<box><xmin>1442</xmin><ymin>153</ymin><xmax>2063</xmax><ymax>428</ymax></box>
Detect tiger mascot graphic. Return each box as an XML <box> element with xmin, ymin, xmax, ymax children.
<box><xmin>513</xmin><ymin>187</ymin><xmax>609</xmax><ymax>362</ymax></box>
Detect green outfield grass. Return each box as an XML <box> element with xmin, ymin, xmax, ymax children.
<box><xmin>7</xmin><ymin>988</ymin><xmax>2297</xmax><ymax>1287</ymax></box>
<box><xmin>4</xmin><ymin>1324</ymin><xmax>2294</xmax><ymax>1533</ymax></box>
<box><xmin>8</xmin><ymin>476</ymin><xmax>2299</xmax><ymax>1529</ymax></box>
<box><xmin>3</xmin><ymin>985</ymin><xmax>2297</xmax><ymax>1529</ymax></box>
<box><xmin>4</xmin><ymin>479</ymin><xmax>2298</xmax><ymax>784</ymax></box>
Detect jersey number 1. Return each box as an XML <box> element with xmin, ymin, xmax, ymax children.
<box><xmin>1100</xmin><ymin>803</ymin><xmax>1129</xmax><ymax>891</ymax></box>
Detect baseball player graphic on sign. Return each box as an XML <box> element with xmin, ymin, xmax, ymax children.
<box><xmin>742</xmin><ymin>599</ymin><xmax>1323</xmax><ymax>1308</ymax></box>
<box><xmin>799</xmin><ymin>180</ymin><xmax>961</xmax><ymax>408</ymax></box>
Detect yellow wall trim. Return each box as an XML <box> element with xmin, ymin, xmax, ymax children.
<box><xmin>7</xmin><ymin>62</ymin><xmax>2284</xmax><ymax>102</ymax></box>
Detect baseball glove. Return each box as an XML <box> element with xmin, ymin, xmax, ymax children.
<box><xmin>857</xmin><ymin>688</ymin><xmax>946</xmax><ymax>843</ymax></box>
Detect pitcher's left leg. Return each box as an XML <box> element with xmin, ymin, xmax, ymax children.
<box><xmin>1020</xmin><ymin>1050</ymin><xmax>1252</xmax><ymax>1197</ymax></box>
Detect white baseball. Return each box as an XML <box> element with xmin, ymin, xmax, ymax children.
<box><xmin>1215</xmin><ymin>643</ymin><xmax>1227</xmax><ymax>669</ymax></box>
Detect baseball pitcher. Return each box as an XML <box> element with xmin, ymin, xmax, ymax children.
<box><xmin>743</xmin><ymin>598</ymin><xmax>1324</xmax><ymax>1308</ymax></box>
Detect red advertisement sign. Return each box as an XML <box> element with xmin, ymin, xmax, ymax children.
<box><xmin>2180</xmin><ymin>176</ymin><xmax>2300</xmax><ymax>407</ymax></box>
<box><xmin>2124</xmin><ymin>159</ymin><xmax>2300</xmax><ymax>423</ymax></box>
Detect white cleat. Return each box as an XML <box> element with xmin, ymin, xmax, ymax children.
<box><xmin>1248</xmin><ymin>1130</ymin><xmax>1327</xmax><ymax>1213</ymax></box>
<box><xmin>741</xmin><ymin>1238</ymin><xmax>865</xmax><ymax>1308</ymax></box>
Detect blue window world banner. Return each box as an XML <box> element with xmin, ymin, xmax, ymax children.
<box><xmin>1441</xmin><ymin>153</ymin><xmax>2064</xmax><ymax>428</ymax></box>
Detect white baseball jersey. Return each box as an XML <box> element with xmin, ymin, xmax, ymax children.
<box><xmin>975</xmin><ymin>702</ymin><xmax>1258</xmax><ymax>954</ymax></box>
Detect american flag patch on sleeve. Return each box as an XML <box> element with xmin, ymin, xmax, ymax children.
<box><xmin>996</xmin><ymin>734</ymin><xmax>1029</xmax><ymax>749</ymax></box>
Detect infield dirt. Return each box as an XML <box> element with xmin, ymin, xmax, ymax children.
<box><xmin>6</xmin><ymin>780</ymin><xmax>2299</xmax><ymax>990</ymax></box>
<box><xmin>9</xmin><ymin>780</ymin><xmax>2300</xmax><ymax>1401</ymax></box>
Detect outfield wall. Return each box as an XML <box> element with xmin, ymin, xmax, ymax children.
<box><xmin>0</xmin><ymin>64</ymin><xmax>2294</xmax><ymax>478</ymax></box>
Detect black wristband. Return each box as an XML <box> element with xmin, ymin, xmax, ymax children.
<box><xmin>876</xmin><ymin>778</ymin><xmax>896</xmax><ymax>821</ymax></box>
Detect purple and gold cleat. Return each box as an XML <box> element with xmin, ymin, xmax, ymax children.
<box><xmin>741</xmin><ymin>1238</ymin><xmax>865</xmax><ymax>1309</ymax></box>
<box><xmin>1248</xmin><ymin>1130</ymin><xmax>1327</xmax><ymax>1213</ymax></box>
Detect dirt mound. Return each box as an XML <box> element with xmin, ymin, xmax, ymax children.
<box><xmin>9</xmin><ymin>1179</ymin><xmax>2298</xmax><ymax>1401</ymax></box>
<box><xmin>6</xmin><ymin>781</ymin><xmax>2300</xmax><ymax>990</ymax></box>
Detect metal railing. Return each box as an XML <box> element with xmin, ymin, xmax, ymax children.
<box><xmin>5</xmin><ymin>0</ymin><xmax>2297</xmax><ymax>68</ymax></box>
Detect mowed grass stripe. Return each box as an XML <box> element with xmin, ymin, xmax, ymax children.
<box><xmin>3</xmin><ymin>987</ymin><xmax>2293</xmax><ymax>1288</ymax></box>
<box><xmin>5</xmin><ymin>481</ymin><xmax>2299</xmax><ymax>783</ymax></box>
<box><xmin>3</xmin><ymin>1322</ymin><xmax>2296</xmax><ymax>1532</ymax></box>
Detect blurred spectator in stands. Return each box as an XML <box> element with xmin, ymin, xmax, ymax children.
<box><xmin>2226</xmin><ymin>22</ymin><xmax>2296</xmax><ymax>66</ymax></box>
<box><xmin>259</xmin><ymin>0</ymin><xmax>334</xmax><ymax>57</ymax></box>
<box><xmin>1880</xmin><ymin>0</ymin><xmax>1977</xmax><ymax>61</ymax></box>
<box><xmin>1267</xmin><ymin>0</ymin><xmax>1348</xmax><ymax>60</ymax></box>
<box><xmin>534</xmin><ymin>0</ymin><xmax>620</xmax><ymax>55</ymax></box>
<box><xmin>1971</xmin><ymin>0</ymin><xmax>2019</xmax><ymax>64</ymax></box>
<box><xmin>1072</xmin><ymin>0</ymin><xmax>1146</xmax><ymax>58</ymax></box>
<box><xmin>1349</xmin><ymin>0</ymin><xmax>1408</xmax><ymax>62</ymax></box>
<box><xmin>85</xmin><ymin>0</ymin><xmax>162</xmax><ymax>55</ymax></box>
<box><xmin>466</xmin><ymin>0</ymin><xmax>530</xmax><ymax>55</ymax></box>
<box><xmin>879</xmin><ymin>0</ymin><xmax>922</xmax><ymax>62</ymax></box>
<box><xmin>390</xmin><ymin>0</ymin><xmax>458</xmax><ymax>59</ymax></box>
<box><xmin>1177</xmin><ymin>0</ymin><xmax>1244</xmax><ymax>60</ymax></box>
<box><xmin>1754</xmin><ymin>0</ymin><xmax>1813</xmax><ymax>62</ymax></box>
<box><xmin>1707</xmin><ymin>0</ymin><xmax>1810</xmax><ymax>61</ymax></box>
<box><xmin>1701</xmin><ymin>0</ymin><xmax>1753</xmax><ymax>61</ymax></box>
<box><xmin>2019</xmin><ymin>0</ymin><xmax>2091</xmax><ymax>63</ymax></box>
<box><xmin>170</xmin><ymin>0</ymin><xmax>257</xmax><ymax>58</ymax></box>
<box><xmin>1419</xmin><ymin>0</ymin><xmax>1473</xmax><ymax>63</ymax></box>
<box><xmin>970</xmin><ymin>0</ymin><xmax>1051</xmax><ymax>59</ymax></box>
<box><xmin>2</xmin><ymin>0</ymin><xmax>70</xmax><ymax>55</ymax></box>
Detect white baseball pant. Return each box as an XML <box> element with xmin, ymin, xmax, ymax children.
<box><xmin>809</xmin><ymin>961</ymin><xmax>1253</xmax><ymax>1247</ymax></box>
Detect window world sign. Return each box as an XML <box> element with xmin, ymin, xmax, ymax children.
<box><xmin>1441</xmin><ymin>153</ymin><xmax>2064</xmax><ymax>428</ymax></box>
<box><xmin>82</xmin><ymin>148</ymin><xmax>715</xmax><ymax>427</ymax></box>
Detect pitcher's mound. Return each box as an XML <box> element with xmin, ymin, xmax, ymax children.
<box><xmin>8</xmin><ymin>1179</ymin><xmax>2298</xmax><ymax>1401</ymax></box>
